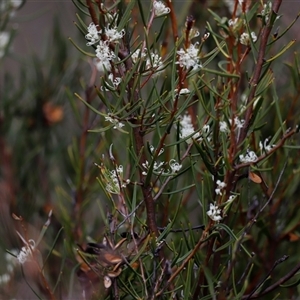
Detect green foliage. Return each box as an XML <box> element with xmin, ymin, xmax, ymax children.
<box><xmin>1</xmin><ymin>0</ymin><xmax>300</xmax><ymax>299</ymax></box>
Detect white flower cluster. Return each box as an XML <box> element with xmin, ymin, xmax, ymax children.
<box><xmin>101</xmin><ymin>73</ymin><xmax>122</xmax><ymax>91</ymax></box>
<box><xmin>144</xmin><ymin>146</ymin><xmax>182</xmax><ymax>175</ymax></box>
<box><xmin>0</xmin><ymin>251</ymin><xmax>18</xmax><ymax>285</ymax></box>
<box><xmin>180</xmin><ymin>114</ymin><xmax>211</xmax><ymax>144</ymax></box>
<box><xmin>180</xmin><ymin>114</ymin><xmax>200</xmax><ymax>143</ymax></box>
<box><xmin>207</xmin><ymin>203</ymin><xmax>222</xmax><ymax>222</ymax></box>
<box><xmin>175</xmin><ymin>88</ymin><xmax>190</xmax><ymax>95</ymax></box>
<box><xmin>240</xmin><ymin>32</ymin><xmax>257</xmax><ymax>46</ymax></box>
<box><xmin>233</xmin><ymin>116</ymin><xmax>245</xmax><ymax>129</ymax></box>
<box><xmin>226</xmin><ymin>195</ymin><xmax>236</xmax><ymax>204</ymax></box>
<box><xmin>85</xmin><ymin>19</ymin><xmax>125</xmax><ymax>72</ymax></box>
<box><xmin>219</xmin><ymin>116</ymin><xmax>245</xmax><ymax>133</ymax></box>
<box><xmin>85</xmin><ymin>23</ymin><xmax>101</xmax><ymax>46</ymax></box>
<box><xmin>219</xmin><ymin>121</ymin><xmax>229</xmax><ymax>133</ymax></box>
<box><xmin>149</xmin><ymin>145</ymin><xmax>164</xmax><ymax>156</ymax></box>
<box><xmin>146</xmin><ymin>52</ymin><xmax>163</xmax><ymax>71</ymax></box>
<box><xmin>215</xmin><ymin>180</ymin><xmax>227</xmax><ymax>196</ymax></box>
<box><xmin>169</xmin><ymin>159</ymin><xmax>182</xmax><ymax>173</ymax></box>
<box><xmin>176</xmin><ymin>43</ymin><xmax>202</xmax><ymax>70</ymax></box>
<box><xmin>142</xmin><ymin>160</ymin><xmax>164</xmax><ymax>176</ymax></box>
<box><xmin>228</xmin><ymin>18</ymin><xmax>239</xmax><ymax>28</ymax></box>
<box><xmin>239</xmin><ymin>150</ymin><xmax>258</xmax><ymax>163</ymax></box>
<box><xmin>189</xmin><ymin>28</ymin><xmax>200</xmax><ymax>40</ymax></box>
<box><xmin>261</xmin><ymin>2</ymin><xmax>272</xmax><ymax>23</ymax></box>
<box><xmin>259</xmin><ymin>138</ymin><xmax>275</xmax><ymax>153</ymax></box>
<box><xmin>153</xmin><ymin>1</ymin><xmax>170</xmax><ymax>17</ymax></box>
<box><xmin>105</xmin><ymin>115</ymin><xmax>125</xmax><ymax>130</ymax></box>
<box><xmin>17</xmin><ymin>239</ymin><xmax>35</xmax><ymax>264</ymax></box>
<box><xmin>94</xmin><ymin>40</ymin><xmax>116</xmax><ymax>72</ymax></box>
<box><xmin>105</xmin><ymin>26</ymin><xmax>125</xmax><ymax>42</ymax></box>
<box><xmin>106</xmin><ymin>165</ymin><xmax>129</xmax><ymax>194</ymax></box>
<box><xmin>131</xmin><ymin>48</ymin><xmax>147</xmax><ymax>63</ymax></box>
<box><xmin>131</xmin><ymin>48</ymin><xmax>164</xmax><ymax>76</ymax></box>
<box><xmin>142</xmin><ymin>156</ymin><xmax>182</xmax><ymax>176</ymax></box>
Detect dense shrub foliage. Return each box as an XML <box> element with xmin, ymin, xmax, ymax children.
<box><xmin>1</xmin><ymin>0</ymin><xmax>300</xmax><ymax>299</ymax></box>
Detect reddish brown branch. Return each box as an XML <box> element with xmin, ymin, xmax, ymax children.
<box><xmin>86</xmin><ymin>0</ymin><xmax>99</xmax><ymax>26</ymax></box>
<box><xmin>165</xmin><ymin>0</ymin><xmax>178</xmax><ymax>43</ymax></box>
<box><xmin>239</xmin><ymin>0</ymin><xmax>283</xmax><ymax>144</ymax></box>
<box><xmin>242</xmin><ymin>261</ymin><xmax>300</xmax><ymax>299</ymax></box>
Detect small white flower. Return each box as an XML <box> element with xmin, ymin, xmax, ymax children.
<box><xmin>142</xmin><ymin>160</ymin><xmax>165</xmax><ymax>175</ymax></box>
<box><xmin>259</xmin><ymin>138</ymin><xmax>275</xmax><ymax>153</ymax></box>
<box><xmin>180</xmin><ymin>114</ymin><xmax>200</xmax><ymax>144</ymax></box>
<box><xmin>215</xmin><ymin>180</ymin><xmax>227</xmax><ymax>196</ymax></box>
<box><xmin>105</xmin><ymin>165</ymin><xmax>126</xmax><ymax>194</ymax></box>
<box><xmin>207</xmin><ymin>203</ymin><xmax>222</xmax><ymax>222</ymax></box>
<box><xmin>219</xmin><ymin>121</ymin><xmax>229</xmax><ymax>133</ymax></box>
<box><xmin>240</xmin><ymin>32</ymin><xmax>257</xmax><ymax>45</ymax></box>
<box><xmin>239</xmin><ymin>150</ymin><xmax>258</xmax><ymax>163</ymax></box>
<box><xmin>146</xmin><ymin>52</ymin><xmax>164</xmax><ymax>74</ymax></box>
<box><xmin>17</xmin><ymin>239</ymin><xmax>35</xmax><ymax>264</ymax></box>
<box><xmin>180</xmin><ymin>88</ymin><xmax>190</xmax><ymax>95</ymax></box>
<box><xmin>228</xmin><ymin>18</ymin><xmax>238</xmax><ymax>27</ymax></box>
<box><xmin>94</xmin><ymin>57</ymin><xmax>111</xmax><ymax>73</ymax></box>
<box><xmin>175</xmin><ymin>88</ymin><xmax>190</xmax><ymax>95</ymax></box>
<box><xmin>202</xmin><ymin>124</ymin><xmax>210</xmax><ymax>135</ymax></box>
<box><xmin>251</xmin><ymin>32</ymin><xmax>257</xmax><ymax>43</ymax></box>
<box><xmin>150</xmin><ymin>145</ymin><xmax>164</xmax><ymax>156</ymax></box>
<box><xmin>101</xmin><ymin>6</ymin><xmax>119</xmax><ymax>25</ymax></box>
<box><xmin>104</xmin><ymin>275</ymin><xmax>112</xmax><ymax>288</ymax></box>
<box><xmin>153</xmin><ymin>1</ymin><xmax>170</xmax><ymax>16</ymax></box>
<box><xmin>94</xmin><ymin>40</ymin><xmax>116</xmax><ymax>72</ymax></box>
<box><xmin>198</xmin><ymin>124</ymin><xmax>211</xmax><ymax>142</ymax></box>
<box><xmin>233</xmin><ymin>117</ymin><xmax>245</xmax><ymax>129</ymax></box>
<box><xmin>169</xmin><ymin>159</ymin><xmax>182</xmax><ymax>173</ymax></box>
<box><xmin>95</xmin><ymin>40</ymin><xmax>115</xmax><ymax>60</ymax></box>
<box><xmin>105</xmin><ymin>115</ymin><xmax>125</xmax><ymax>130</ymax></box>
<box><xmin>85</xmin><ymin>23</ymin><xmax>101</xmax><ymax>46</ymax></box>
<box><xmin>189</xmin><ymin>28</ymin><xmax>200</xmax><ymax>40</ymax></box>
<box><xmin>131</xmin><ymin>48</ymin><xmax>147</xmax><ymax>63</ymax></box>
<box><xmin>203</xmin><ymin>32</ymin><xmax>210</xmax><ymax>40</ymax></box>
<box><xmin>261</xmin><ymin>2</ymin><xmax>272</xmax><ymax>23</ymax></box>
<box><xmin>101</xmin><ymin>73</ymin><xmax>122</xmax><ymax>91</ymax></box>
<box><xmin>105</xmin><ymin>26</ymin><xmax>125</xmax><ymax>42</ymax></box>
<box><xmin>226</xmin><ymin>195</ymin><xmax>236</xmax><ymax>204</ymax></box>
<box><xmin>176</xmin><ymin>43</ymin><xmax>202</xmax><ymax>70</ymax></box>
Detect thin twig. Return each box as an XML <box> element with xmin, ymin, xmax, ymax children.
<box><xmin>245</xmin><ymin>255</ymin><xmax>289</xmax><ymax>300</ymax></box>
<box><xmin>242</xmin><ymin>262</ymin><xmax>300</xmax><ymax>299</ymax></box>
<box><xmin>157</xmin><ymin>224</ymin><xmax>205</xmax><ymax>233</ymax></box>
<box><xmin>239</xmin><ymin>0</ymin><xmax>283</xmax><ymax>144</ymax></box>
<box><xmin>223</xmin><ymin>160</ymin><xmax>288</xmax><ymax>289</ymax></box>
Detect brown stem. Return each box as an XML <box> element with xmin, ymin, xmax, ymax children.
<box><xmin>132</xmin><ymin>124</ymin><xmax>159</xmax><ymax>236</ymax></box>
<box><xmin>156</xmin><ymin>228</ymin><xmax>210</xmax><ymax>296</ymax></box>
<box><xmin>239</xmin><ymin>0</ymin><xmax>283</xmax><ymax>144</ymax></box>
<box><xmin>165</xmin><ymin>0</ymin><xmax>178</xmax><ymax>43</ymax></box>
<box><xmin>242</xmin><ymin>261</ymin><xmax>300</xmax><ymax>299</ymax></box>
<box><xmin>86</xmin><ymin>0</ymin><xmax>99</xmax><ymax>26</ymax></box>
